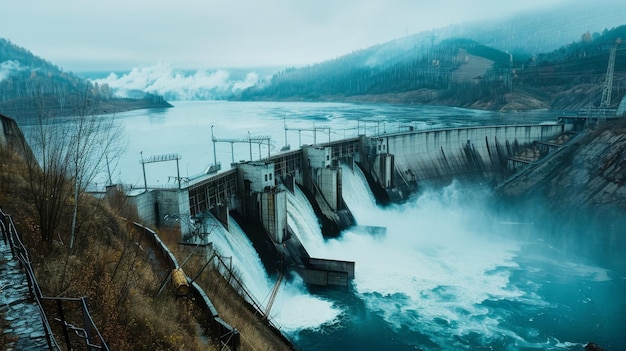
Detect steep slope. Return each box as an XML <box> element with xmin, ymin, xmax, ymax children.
<box><xmin>497</xmin><ymin>119</ymin><xmax>626</xmax><ymax>272</ymax></box>
<box><xmin>499</xmin><ymin>121</ymin><xmax>626</xmax><ymax>210</ymax></box>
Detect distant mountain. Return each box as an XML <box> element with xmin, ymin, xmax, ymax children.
<box><xmin>0</xmin><ymin>38</ymin><xmax>171</xmax><ymax>121</ymax></box>
<box><xmin>429</xmin><ymin>0</ymin><xmax>626</xmax><ymax>58</ymax></box>
<box><xmin>235</xmin><ymin>22</ymin><xmax>626</xmax><ymax>112</ymax></box>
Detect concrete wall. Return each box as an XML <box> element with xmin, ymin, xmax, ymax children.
<box><xmin>381</xmin><ymin>124</ymin><xmax>569</xmax><ymax>183</ymax></box>
<box><xmin>238</xmin><ymin>162</ymin><xmax>275</xmax><ymax>192</ymax></box>
<box><xmin>0</xmin><ymin>114</ymin><xmax>34</xmax><ymax>161</ymax></box>
<box><xmin>259</xmin><ymin>190</ymin><xmax>287</xmax><ymax>244</ymax></box>
<box><xmin>371</xmin><ymin>153</ymin><xmax>394</xmax><ymax>189</ymax></box>
<box><xmin>131</xmin><ymin>189</ymin><xmax>182</xmax><ymax>229</ymax></box>
<box><xmin>0</xmin><ymin>114</ymin><xmax>8</xmax><ymax>146</ymax></box>
<box><xmin>311</xmin><ymin>167</ymin><xmax>341</xmax><ymax>210</ymax></box>
<box><xmin>304</xmin><ymin>146</ymin><xmax>332</xmax><ymax>168</ymax></box>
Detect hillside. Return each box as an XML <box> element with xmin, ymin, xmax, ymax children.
<box><xmin>0</xmin><ymin>116</ymin><xmax>294</xmax><ymax>350</ymax></box>
<box><xmin>496</xmin><ymin>118</ymin><xmax>626</xmax><ymax>273</ymax></box>
<box><xmin>235</xmin><ymin>26</ymin><xmax>626</xmax><ymax>112</ymax></box>
<box><xmin>0</xmin><ymin>38</ymin><xmax>172</xmax><ymax>121</ymax></box>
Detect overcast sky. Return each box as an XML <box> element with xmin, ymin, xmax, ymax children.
<box><xmin>0</xmin><ymin>0</ymin><xmax>601</xmax><ymax>72</ymax></box>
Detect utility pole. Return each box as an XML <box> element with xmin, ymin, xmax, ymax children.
<box><xmin>140</xmin><ymin>153</ymin><xmax>183</xmax><ymax>189</ymax></box>
<box><xmin>211</xmin><ymin>125</ymin><xmax>217</xmax><ymax>168</ymax></box>
<box><xmin>141</xmin><ymin>151</ymin><xmax>147</xmax><ymax>191</ymax></box>
<box><xmin>212</xmin><ymin>128</ymin><xmax>271</xmax><ymax>163</ymax></box>
<box><xmin>600</xmin><ymin>38</ymin><xmax>621</xmax><ymax>109</ymax></box>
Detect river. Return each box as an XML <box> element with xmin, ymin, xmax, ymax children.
<box><xmin>18</xmin><ymin>101</ymin><xmax>626</xmax><ymax>350</ymax></box>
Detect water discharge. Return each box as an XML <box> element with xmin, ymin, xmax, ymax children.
<box><xmin>285</xmin><ymin>164</ymin><xmax>624</xmax><ymax>350</ymax></box>
<box><xmin>207</xmin><ymin>214</ymin><xmax>341</xmax><ymax>333</ymax></box>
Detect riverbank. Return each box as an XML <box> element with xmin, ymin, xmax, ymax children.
<box><xmin>0</xmin><ymin>94</ymin><xmax>173</xmax><ymax>120</ymax></box>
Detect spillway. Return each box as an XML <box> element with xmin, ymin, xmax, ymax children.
<box><xmin>208</xmin><ymin>214</ymin><xmax>341</xmax><ymax>332</ymax></box>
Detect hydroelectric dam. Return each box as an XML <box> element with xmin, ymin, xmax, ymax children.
<box><xmin>128</xmin><ymin>121</ymin><xmax>572</xmax><ymax>287</ymax></box>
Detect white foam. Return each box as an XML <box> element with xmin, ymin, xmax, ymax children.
<box><xmin>286</xmin><ymin>186</ymin><xmax>326</xmax><ymax>256</ymax></box>
<box><xmin>320</xmin><ymin>165</ymin><xmax>528</xmax><ymax>343</ymax></box>
<box><xmin>208</xmin><ymin>215</ymin><xmax>341</xmax><ymax>333</ymax></box>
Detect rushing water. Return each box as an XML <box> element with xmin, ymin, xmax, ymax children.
<box><xmin>17</xmin><ymin>101</ymin><xmax>625</xmax><ymax>350</ymax></box>
<box><xmin>291</xmin><ymin>166</ymin><xmax>626</xmax><ymax>350</ymax></box>
<box><xmin>206</xmin><ymin>214</ymin><xmax>341</xmax><ymax>333</ymax></box>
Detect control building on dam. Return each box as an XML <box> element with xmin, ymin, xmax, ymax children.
<box><xmin>129</xmin><ymin>121</ymin><xmax>572</xmax><ymax>287</ymax></box>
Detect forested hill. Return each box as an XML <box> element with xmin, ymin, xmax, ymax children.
<box><xmin>0</xmin><ymin>38</ymin><xmax>172</xmax><ymax>121</ymax></box>
<box><xmin>234</xmin><ymin>25</ymin><xmax>626</xmax><ymax>112</ymax></box>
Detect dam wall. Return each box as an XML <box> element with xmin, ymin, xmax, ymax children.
<box><xmin>0</xmin><ymin>114</ymin><xmax>34</xmax><ymax>161</ymax></box>
<box><xmin>364</xmin><ymin>124</ymin><xmax>570</xmax><ymax>192</ymax></box>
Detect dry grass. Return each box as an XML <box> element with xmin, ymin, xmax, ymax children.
<box><xmin>0</xmin><ymin>311</ymin><xmax>18</xmax><ymax>349</ymax></box>
<box><xmin>0</xmin><ymin>146</ymin><xmax>218</xmax><ymax>350</ymax></box>
<box><xmin>167</xmin><ymin>237</ymin><xmax>295</xmax><ymax>351</ymax></box>
<box><xmin>1</xmin><ymin>143</ymin><xmax>293</xmax><ymax>350</ymax></box>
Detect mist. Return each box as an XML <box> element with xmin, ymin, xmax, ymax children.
<box><xmin>0</xmin><ymin>60</ymin><xmax>21</xmax><ymax>82</ymax></box>
<box><xmin>284</xmin><ymin>164</ymin><xmax>624</xmax><ymax>350</ymax></box>
<box><xmin>90</xmin><ymin>63</ymin><xmax>273</xmax><ymax>101</ymax></box>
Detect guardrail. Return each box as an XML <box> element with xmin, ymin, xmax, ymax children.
<box><xmin>130</xmin><ymin>221</ymin><xmax>241</xmax><ymax>350</ymax></box>
<box><xmin>0</xmin><ymin>208</ymin><xmax>109</xmax><ymax>351</ymax></box>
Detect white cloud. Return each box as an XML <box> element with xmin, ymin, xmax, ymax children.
<box><xmin>92</xmin><ymin>63</ymin><xmax>260</xmax><ymax>100</ymax></box>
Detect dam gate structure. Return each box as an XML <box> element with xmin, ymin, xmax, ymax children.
<box><xmin>130</xmin><ymin>121</ymin><xmax>572</xmax><ymax>287</ymax></box>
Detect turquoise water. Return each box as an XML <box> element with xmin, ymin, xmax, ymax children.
<box><xmin>18</xmin><ymin>101</ymin><xmax>624</xmax><ymax>350</ymax></box>
<box><xmin>289</xmin><ymin>167</ymin><xmax>626</xmax><ymax>351</ymax></box>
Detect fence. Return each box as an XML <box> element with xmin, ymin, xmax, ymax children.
<box><xmin>133</xmin><ymin>222</ymin><xmax>297</xmax><ymax>350</ymax></box>
<box><xmin>0</xmin><ymin>208</ymin><xmax>109</xmax><ymax>351</ymax></box>
<box><xmin>131</xmin><ymin>221</ymin><xmax>241</xmax><ymax>351</ymax></box>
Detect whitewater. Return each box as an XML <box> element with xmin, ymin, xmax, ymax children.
<box><xmin>19</xmin><ymin>100</ymin><xmax>623</xmax><ymax>350</ymax></box>
<box><xmin>212</xmin><ymin>161</ymin><xmax>624</xmax><ymax>350</ymax></box>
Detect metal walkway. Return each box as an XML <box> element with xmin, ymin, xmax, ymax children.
<box><xmin>0</xmin><ymin>238</ymin><xmax>48</xmax><ymax>350</ymax></box>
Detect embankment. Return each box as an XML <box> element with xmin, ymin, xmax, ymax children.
<box><xmin>496</xmin><ymin>119</ymin><xmax>626</xmax><ymax>273</ymax></box>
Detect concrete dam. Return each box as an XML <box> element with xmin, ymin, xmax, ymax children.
<box><xmin>130</xmin><ymin>121</ymin><xmax>571</xmax><ymax>287</ymax></box>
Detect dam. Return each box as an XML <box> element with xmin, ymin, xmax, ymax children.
<box><xmin>128</xmin><ymin>120</ymin><xmax>572</xmax><ymax>287</ymax></box>
<box><xmin>6</xmin><ymin>102</ymin><xmax>624</xmax><ymax>350</ymax></box>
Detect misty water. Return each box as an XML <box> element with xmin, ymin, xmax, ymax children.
<box><xmin>20</xmin><ymin>101</ymin><xmax>625</xmax><ymax>350</ymax></box>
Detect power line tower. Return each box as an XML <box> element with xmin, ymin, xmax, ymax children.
<box><xmin>599</xmin><ymin>37</ymin><xmax>622</xmax><ymax>109</ymax></box>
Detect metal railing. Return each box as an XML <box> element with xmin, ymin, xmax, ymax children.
<box><xmin>0</xmin><ymin>208</ymin><xmax>109</xmax><ymax>351</ymax></box>
<box><xmin>131</xmin><ymin>221</ymin><xmax>242</xmax><ymax>351</ymax></box>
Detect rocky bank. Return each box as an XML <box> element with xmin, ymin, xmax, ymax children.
<box><xmin>497</xmin><ymin>118</ymin><xmax>626</xmax><ymax>273</ymax></box>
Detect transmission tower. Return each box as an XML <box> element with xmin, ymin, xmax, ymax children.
<box><xmin>599</xmin><ymin>37</ymin><xmax>622</xmax><ymax>109</ymax></box>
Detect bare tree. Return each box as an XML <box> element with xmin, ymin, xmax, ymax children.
<box><xmin>67</xmin><ymin>84</ymin><xmax>127</xmax><ymax>249</ymax></box>
<box><xmin>26</xmin><ymin>94</ymin><xmax>73</xmax><ymax>244</ymax></box>
<box><xmin>25</xmin><ymin>82</ymin><xmax>127</xmax><ymax>248</ymax></box>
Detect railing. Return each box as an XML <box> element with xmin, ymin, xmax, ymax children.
<box><xmin>0</xmin><ymin>208</ymin><xmax>109</xmax><ymax>351</ymax></box>
<box><xmin>130</xmin><ymin>221</ymin><xmax>241</xmax><ymax>351</ymax></box>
